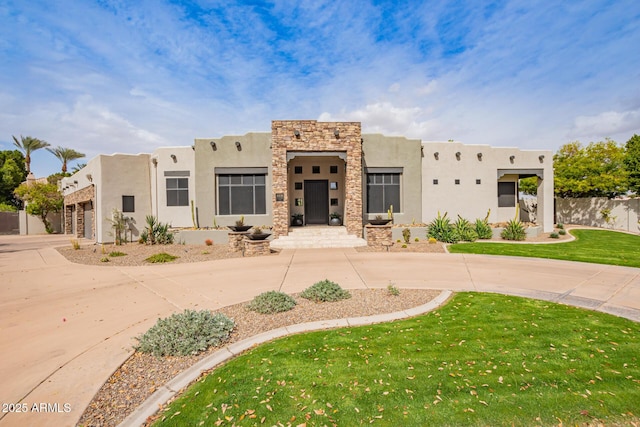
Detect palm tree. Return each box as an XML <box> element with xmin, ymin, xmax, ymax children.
<box><xmin>71</xmin><ymin>163</ymin><xmax>87</xmax><ymax>174</ymax></box>
<box><xmin>47</xmin><ymin>147</ymin><xmax>86</xmax><ymax>173</ymax></box>
<box><xmin>12</xmin><ymin>135</ymin><xmax>50</xmax><ymax>174</ymax></box>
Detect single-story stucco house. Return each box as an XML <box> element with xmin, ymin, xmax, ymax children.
<box><xmin>60</xmin><ymin>120</ymin><xmax>553</xmax><ymax>245</ymax></box>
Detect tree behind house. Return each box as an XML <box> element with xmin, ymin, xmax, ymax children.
<box><xmin>13</xmin><ymin>182</ymin><xmax>63</xmax><ymax>233</ymax></box>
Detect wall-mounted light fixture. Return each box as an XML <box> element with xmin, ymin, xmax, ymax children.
<box><xmin>539</xmin><ymin>154</ymin><xmax>545</xmax><ymax>162</ymax></box>
<box><xmin>455</xmin><ymin>152</ymin><xmax>461</xmax><ymax>160</ymax></box>
<box><xmin>170</xmin><ymin>154</ymin><xmax>177</xmax><ymax>162</ymax></box>
<box><xmin>509</xmin><ymin>155</ymin><xmax>515</xmax><ymax>163</ymax></box>
<box><xmin>73</xmin><ymin>180</ymin><xmax>78</xmax><ymax>184</ymax></box>
<box><xmin>421</xmin><ymin>146</ymin><xmax>424</xmax><ymax>156</ymax></box>
<box><xmin>477</xmin><ymin>152</ymin><xmax>483</xmax><ymax>160</ymax></box>
<box><xmin>191</xmin><ymin>145</ymin><xmax>195</xmax><ymax>151</ymax></box>
<box><xmin>152</xmin><ymin>158</ymin><xmax>158</xmax><ymax>166</ymax></box>
<box><xmin>235</xmin><ymin>141</ymin><xmax>242</xmax><ymax>151</ymax></box>
<box><xmin>334</xmin><ymin>129</ymin><xmax>340</xmax><ymax>138</ymax></box>
<box><xmin>434</xmin><ymin>152</ymin><xmax>439</xmax><ymax>160</ymax></box>
<box><xmin>210</xmin><ymin>141</ymin><xmax>217</xmax><ymax>151</ymax></box>
<box><xmin>86</xmin><ymin>173</ymin><xmax>92</xmax><ymax>182</ymax></box>
<box><xmin>294</xmin><ymin>130</ymin><xmax>300</xmax><ymax>138</ymax></box>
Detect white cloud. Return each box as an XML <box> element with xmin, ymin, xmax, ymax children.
<box><xmin>569</xmin><ymin>109</ymin><xmax>640</xmax><ymax>140</ymax></box>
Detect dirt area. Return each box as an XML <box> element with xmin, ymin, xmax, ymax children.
<box><xmin>77</xmin><ymin>288</ymin><xmax>442</xmax><ymax>427</ymax></box>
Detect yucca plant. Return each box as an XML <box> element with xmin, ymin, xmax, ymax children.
<box><xmin>474</xmin><ymin>218</ymin><xmax>493</xmax><ymax>239</ymax></box>
<box><xmin>501</xmin><ymin>218</ymin><xmax>526</xmax><ymax>241</ymax></box>
<box><xmin>427</xmin><ymin>212</ymin><xmax>460</xmax><ymax>243</ymax></box>
<box><xmin>453</xmin><ymin>215</ymin><xmax>477</xmax><ymax>242</ymax></box>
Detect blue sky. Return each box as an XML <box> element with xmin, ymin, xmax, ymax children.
<box><xmin>1</xmin><ymin>0</ymin><xmax>639</xmax><ymax>178</ymax></box>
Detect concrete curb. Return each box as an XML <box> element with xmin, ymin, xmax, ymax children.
<box><xmin>118</xmin><ymin>290</ymin><xmax>453</xmax><ymax>426</ymax></box>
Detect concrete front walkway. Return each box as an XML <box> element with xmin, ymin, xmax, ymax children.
<box><xmin>1</xmin><ymin>235</ymin><xmax>639</xmax><ymax>427</ymax></box>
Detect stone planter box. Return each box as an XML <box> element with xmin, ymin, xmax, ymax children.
<box><xmin>244</xmin><ymin>239</ymin><xmax>271</xmax><ymax>256</ymax></box>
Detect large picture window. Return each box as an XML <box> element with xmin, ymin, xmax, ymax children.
<box><xmin>367</xmin><ymin>173</ymin><xmax>400</xmax><ymax>213</ymax></box>
<box><xmin>166</xmin><ymin>178</ymin><xmax>189</xmax><ymax>206</ymax></box>
<box><xmin>498</xmin><ymin>182</ymin><xmax>516</xmax><ymax>207</ymax></box>
<box><xmin>218</xmin><ymin>174</ymin><xmax>266</xmax><ymax>215</ymax></box>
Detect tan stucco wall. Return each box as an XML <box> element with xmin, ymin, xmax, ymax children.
<box><xmin>194</xmin><ymin>133</ymin><xmax>272</xmax><ymax>228</ymax></box>
<box><xmin>150</xmin><ymin>146</ymin><xmax>195</xmax><ymax>228</ymax></box>
<box><xmin>362</xmin><ymin>134</ymin><xmax>422</xmax><ymax>224</ymax></box>
<box><xmin>421</xmin><ymin>142</ymin><xmax>553</xmax><ymax>232</ymax></box>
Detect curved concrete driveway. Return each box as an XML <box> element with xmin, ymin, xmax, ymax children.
<box><xmin>1</xmin><ymin>234</ymin><xmax>639</xmax><ymax>427</ymax></box>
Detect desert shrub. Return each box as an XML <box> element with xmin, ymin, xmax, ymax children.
<box><xmin>141</xmin><ymin>215</ymin><xmax>174</xmax><ymax>245</ymax></box>
<box><xmin>70</xmin><ymin>239</ymin><xmax>80</xmax><ymax>250</ymax></box>
<box><xmin>402</xmin><ymin>244</ymin><xmax>407</xmax><ymax>248</ymax></box>
<box><xmin>558</xmin><ymin>229</ymin><xmax>567</xmax><ymax>235</ymax></box>
<box><xmin>501</xmin><ymin>219</ymin><xmax>526</xmax><ymax>241</ymax></box>
<box><xmin>205</xmin><ymin>239</ymin><xmax>213</xmax><ymax>246</ymax></box>
<box><xmin>387</xmin><ymin>284</ymin><xmax>400</xmax><ymax>296</ymax></box>
<box><xmin>109</xmin><ymin>251</ymin><xmax>126</xmax><ymax>257</ymax></box>
<box><xmin>474</xmin><ymin>218</ymin><xmax>493</xmax><ymax>240</ymax></box>
<box><xmin>145</xmin><ymin>252</ymin><xmax>178</xmax><ymax>263</ymax></box>
<box><xmin>100</xmin><ymin>257</ymin><xmax>109</xmax><ymax>262</ymax></box>
<box><xmin>135</xmin><ymin>310</ymin><xmax>235</xmax><ymax>357</ymax></box>
<box><xmin>557</xmin><ymin>223</ymin><xmax>564</xmax><ymax>229</ymax></box>
<box><xmin>454</xmin><ymin>216</ymin><xmax>477</xmax><ymax>242</ymax></box>
<box><xmin>428</xmin><ymin>237</ymin><xmax>437</xmax><ymax>244</ymax></box>
<box><xmin>427</xmin><ymin>212</ymin><xmax>460</xmax><ymax>243</ymax></box>
<box><xmin>247</xmin><ymin>291</ymin><xmax>297</xmax><ymax>314</ymax></box>
<box><xmin>301</xmin><ymin>279</ymin><xmax>351</xmax><ymax>302</ymax></box>
<box><xmin>402</xmin><ymin>228</ymin><xmax>411</xmax><ymax>244</ymax></box>
<box><xmin>550</xmin><ymin>232</ymin><xmax>559</xmax><ymax>239</ymax></box>
<box><xmin>396</xmin><ymin>239</ymin><xmax>401</xmax><ymax>243</ymax></box>
<box><xmin>414</xmin><ymin>237</ymin><xmax>419</xmax><ymax>242</ymax></box>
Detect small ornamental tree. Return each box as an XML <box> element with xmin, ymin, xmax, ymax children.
<box><xmin>14</xmin><ymin>182</ymin><xmax>63</xmax><ymax>233</ymax></box>
<box><xmin>625</xmin><ymin>134</ymin><xmax>640</xmax><ymax>195</ymax></box>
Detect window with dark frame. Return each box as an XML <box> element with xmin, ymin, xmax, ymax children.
<box><xmin>330</xmin><ymin>165</ymin><xmax>338</xmax><ymax>174</ymax></box>
<box><xmin>455</xmin><ymin>179</ymin><xmax>460</xmax><ymax>185</ymax></box>
<box><xmin>476</xmin><ymin>179</ymin><xmax>481</xmax><ymax>185</ymax></box>
<box><xmin>122</xmin><ymin>195</ymin><xmax>135</xmax><ymax>213</ymax></box>
<box><xmin>166</xmin><ymin>178</ymin><xmax>189</xmax><ymax>206</ymax></box>
<box><xmin>366</xmin><ymin>173</ymin><xmax>400</xmax><ymax>213</ymax></box>
<box><xmin>497</xmin><ymin>182</ymin><xmax>517</xmax><ymax>207</ymax></box>
<box><xmin>330</xmin><ymin>198</ymin><xmax>338</xmax><ymax>206</ymax></box>
<box><xmin>433</xmin><ymin>179</ymin><xmax>438</xmax><ymax>185</ymax></box>
<box><xmin>312</xmin><ymin>166</ymin><xmax>320</xmax><ymax>174</ymax></box>
<box><xmin>294</xmin><ymin>166</ymin><xmax>302</xmax><ymax>174</ymax></box>
<box><xmin>217</xmin><ymin>174</ymin><xmax>266</xmax><ymax>215</ymax></box>
<box><xmin>294</xmin><ymin>182</ymin><xmax>303</xmax><ymax>190</ymax></box>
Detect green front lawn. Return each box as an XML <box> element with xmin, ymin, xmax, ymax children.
<box><xmin>153</xmin><ymin>293</ymin><xmax>640</xmax><ymax>426</ymax></box>
<box><xmin>449</xmin><ymin>229</ymin><xmax>640</xmax><ymax>268</ymax></box>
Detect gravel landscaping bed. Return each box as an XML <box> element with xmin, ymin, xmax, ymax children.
<box><xmin>77</xmin><ymin>288</ymin><xmax>442</xmax><ymax>427</ymax></box>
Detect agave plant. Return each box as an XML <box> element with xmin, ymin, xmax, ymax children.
<box><xmin>453</xmin><ymin>215</ymin><xmax>478</xmax><ymax>242</ymax></box>
<box><xmin>427</xmin><ymin>212</ymin><xmax>460</xmax><ymax>243</ymax></box>
<box><xmin>501</xmin><ymin>219</ymin><xmax>526</xmax><ymax>241</ymax></box>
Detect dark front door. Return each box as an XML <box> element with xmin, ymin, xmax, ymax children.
<box><xmin>304</xmin><ymin>180</ymin><xmax>329</xmax><ymax>224</ymax></box>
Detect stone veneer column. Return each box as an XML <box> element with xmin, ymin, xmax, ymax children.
<box><xmin>228</xmin><ymin>232</ymin><xmax>247</xmax><ymax>252</ymax></box>
<box><xmin>63</xmin><ymin>185</ymin><xmax>95</xmax><ymax>236</ymax></box>
<box><xmin>271</xmin><ymin>120</ymin><xmax>363</xmax><ymax>238</ymax></box>
<box><xmin>64</xmin><ymin>205</ymin><xmax>73</xmax><ymax>235</ymax></box>
<box><xmin>76</xmin><ymin>204</ymin><xmax>84</xmax><ymax>238</ymax></box>
<box><xmin>365</xmin><ymin>224</ymin><xmax>393</xmax><ymax>248</ymax></box>
<box><xmin>244</xmin><ymin>240</ymin><xmax>270</xmax><ymax>256</ymax></box>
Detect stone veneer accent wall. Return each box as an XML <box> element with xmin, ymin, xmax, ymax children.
<box><xmin>365</xmin><ymin>224</ymin><xmax>393</xmax><ymax>249</ymax></box>
<box><xmin>63</xmin><ymin>185</ymin><xmax>95</xmax><ymax>238</ymax></box>
<box><xmin>271</xmin><ymin>120</ymin><xmax>363</xmax><ymax>238</ymax></box>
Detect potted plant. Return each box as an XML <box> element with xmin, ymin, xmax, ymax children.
<box><xmin>291</xmin><ymin>212</ymin><xmax>303</xmax><ymax>226</ymax></box>
<box><xmin>329</xmin><ymin>212</ymin><xmax>342</xmax><ymax>226</ymax></box>
<box><xmin>246</xmin><ymin>226</ymin><xmax>271</xmax><ymax>240</ymax></box>
<box><xmin>369</xmin><ymin>214</ymin><xmax>392</xmax><ymax>226</ymax></box>
<box><xmin>228</xmin><ymin>215</ymin><xmax>252</xmax><ymax>232</ymax></box>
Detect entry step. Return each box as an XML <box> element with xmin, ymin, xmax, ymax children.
<box><xmin>270</xmin><ymin>226</ymin><xmax>367</xmax><ymax>249</ymax></box>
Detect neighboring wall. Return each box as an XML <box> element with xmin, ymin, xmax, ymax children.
<box><xmin>150</xmin><ymin>146</ymin><xmax>195</xmax><ymax>228</ymax></box>
<box><xmin>194</xmin><ymin>133</ymin><xmax>272</xmax><ymax>228</ymax></box>
<box><xmin>556</xmin><ymin>198</ymin><xmax>640</xmax><ymax>233</ymax></box>
<box><xmin>362</xmin><ymin>134</ymin><xmax>422</xmax><ymax>225</ymax></box>
<box><xmin>18</xmin><ymin>211</ymin><xmax>63</xmax><ymax>234</ymax></box>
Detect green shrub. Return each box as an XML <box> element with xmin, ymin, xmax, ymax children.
<box><xmin>145</xmin><ymin>252</ymin><xmax>178</xmax><ymax>263</ymax></box>
<box><xmin>387</xmin><ymin>284</ymin><xmax>400</xmax><ymax>296</ymax></box>
<box><xmin>557</xmin><ymin>223</ymin><xmax>564</xmax><ymax>229</ymax></box>
<box><xmin>550</xmin><ymin>232</ymin><xmax>559</xmax><ymax>239</ymax></box>
<box><xmin>141</xmin><ymin>215</ymin><xmax>174</xmax><ymax>245</ymax></box>
<box><xmin>402</xmin><ymin>228</ymin><xmax>411</xmax><ymax>244</ymax></box>
<box><xmin>135</xmin><ymin>310</ymin><xmax>235</xmax><ymax>357</ymax></box>
<box><xmin>109</xmin><ymin>251</ymin><xmax>126</xmax><ymax>257</ymax></box>
<box><xmin>247</xmin><ymin>291</ymin><xmax>297</xmax><ymax>314</ymax></box>
<box><xmin>414</xmin><ymin>237</ymin><xmax>419</xmax><ymax>242</ymax></box>
<box><xmin>453</xmin><ymin>216</ymin><xmax>478</xmax><ymax>242</ymax></box>
<box><xmin>559</xmin><ymin>229</ymin><xmax>567</xmax><ymax>235</ymax></box>
<box><xmin>501</xmin><ymin>219</ymin><xmax>526</xmax><ymax>241</ymax></box>
<box><xmin>428</xmin><ymin>237</ymin><xmax>437</xmax><ymax>244</ymax></box>
<box><xmin>301</xmin><ymin>279</ymin><xmax>351</xmax><ymax>302</ymax></box>
<box><xmin>427</xmin><ymin>212</ymin><xmax>460</xmax><ymax>243</ymax></box>
<box><xmin>474</xmin><ymin>218</ymin><xmax>493</xmax><ymax>239</ymax></box>
<box><xmin>402</xmin><ymin>244</ymin><xmax>407</xmax><ymax>248</ymax></box>
<box><xmin>100</xmin><ymin>256</ymin><xmax>109</xmax><ymax>262</ymax></box>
